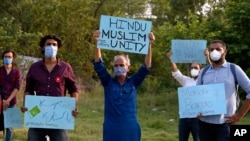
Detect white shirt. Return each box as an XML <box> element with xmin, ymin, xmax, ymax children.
<box><xmin>172</xmin><ymin>70</ymin><xmax>197</xmax><ymax>87</ymax></box>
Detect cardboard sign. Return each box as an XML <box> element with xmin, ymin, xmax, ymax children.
<box><xmin>4</xmin><ymin>108</ymin><xmax>22</xmax><ymax>128</ymax></box>
<box><xmin>24</xmin><ymin>95</ymin><xmax>76</xmax><ymax>130</ymax></box>
<box><xmin>98</xmin><ymin>15</ymin><xmax>152</xmax><ymax>54</ymax></box>
<box><xmin>178</xmin><ymin>83</ymin><xmax>226</xmax><ymax>118</ymax></box>
<box><xmin>171</xmin><ymin>39</ymin><xmax>207</xmax><ymax>64</ymax></box>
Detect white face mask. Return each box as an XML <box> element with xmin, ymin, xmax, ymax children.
<box><xmin>190</xmin><ymin>69</ymin><xmax>199</xmax><ymax>77</ymax></box>
<box><xmin>45</xmin><ymin>45</ymin><xmax>58</xmax><ymax>58</ymax></box>
<box><xmin>210</xmin><ymin>50</ymin><xmax>222</xmax><ymax>61</ymax></box>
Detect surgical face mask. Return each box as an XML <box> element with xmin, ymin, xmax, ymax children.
<box><xmin>44</xmin><ymin>45</ymin><xmax>58</xmax><ymax>58</ymax></box>
<box><xmin>210</xmin><ymin>50</ymin><xmax>222</xmax><ymax>61</ymax></box>
<box><xmin>190</xmin><ymin>68</ymin><xmax>199</xmax><ymax>77</ymax></box>
<box><xmin>3</xmin><ymin>57</ymin><xmax>12</xmax><ymax>65</ymax></box>
<box><xmin>114</xmin><ymin>66</ymin><xmax>127</xmax><ymax>76</ymax></box>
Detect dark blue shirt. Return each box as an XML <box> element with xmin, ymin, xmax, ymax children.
<box><xmin>93</xmin><ymin>61</ymin><xmax>150</xmax><ymax>123</ymax></box>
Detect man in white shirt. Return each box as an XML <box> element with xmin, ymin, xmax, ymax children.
<box><xmin>167</xmin><ymin>51</ymin><xmax>202</xmax><ymax>141</ymax></box>
<box><xmin>167</xmin><ymin>49</ymin><xmax>210</xmax><ymax>141</ymax></box>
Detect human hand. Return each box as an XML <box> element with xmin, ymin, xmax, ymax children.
<box><xmin>167</xmin><ymin>51</ymin><xmax>172</xmax><ymax>59</ymax></box>
<box><xmin>196</xmin><ymin>113</ymin><xmax>203</xmax><ymax>119</ymax></box>
<box><xmin>2</xmin><ymin>100</ymin><xmax>10</xmax><ymax>110</ymax></box>
<box><xmin>20</xmin><ymin>106</ymin><xmax>28</xmax><ymax>113</ymax></box>
<box><xmin>93</xmin><ymin>30</ymin><xmax>100</xmax><ymax>43</ymax></box>
<box><xmin>225</xmin><ymin>114</ymin><xmax>241</xmax><ymax>124</ymax></box>
<box><xmin>149</xmin><ymin>32</ymin><xmax>155</xmax><ymax>44</ymax></box>
<box><xmin>204</xmin><ymin>48</ymin><xmax>209</xmax><ymax>56</ymax></box>
<box><xmin>72</xmin><ymin>108</ymin><xmax>79</xmax><ymax>117</ymax></box>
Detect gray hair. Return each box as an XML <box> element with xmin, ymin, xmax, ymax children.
<box><xmin>113</xmin><ymin>54</ymin><xmax>131</xmax><ymax>66</ymax></box>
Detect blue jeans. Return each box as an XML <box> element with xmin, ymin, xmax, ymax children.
<box><xmin>179</xmin><ymin>118</ymin><xmax>200</xmax><ymax>141</ymax></box>
<box><xmin>28</xmin><ymin>128</ymin><xmax>68</xmax><ymax>141</ymax></box>
<box><xmin>198</xmin><ymin>120</ymin><xmax>230</xmax><ymax>141</ymax></box>
<box><xmin>5</xmin><ymin>128</ymin><xmax>12</xmax><ymax>141</ymax></box>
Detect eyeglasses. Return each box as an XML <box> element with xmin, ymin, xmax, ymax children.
<box><xmin>114</xmin><ymin>64</ymin><xmax>125</xmax><ymax>67</ymax></box>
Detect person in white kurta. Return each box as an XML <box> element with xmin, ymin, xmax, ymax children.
<box><xmin>167</xmin><ymin>50</ymin><xmax>210</xmax><ymax>141</ymax></box>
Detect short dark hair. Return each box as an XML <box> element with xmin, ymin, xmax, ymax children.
<box><xmin>191</xmin><ymin>63</ymin><xmax>202</xmax><ymax>69</ymax></box>
<box><xmin>1</xmin><ymin>49</ymin><xmax>17</xmax><ymax>59</ymax></box>
<box><xmin>209</xmin><ymin>40</ymin><xmax>227</xmax><ymax>49</ymax></box>
<box><xmin>39</xmin><ymin>34</ymin><xmax>62</xmax><ymax>48</ymax></box>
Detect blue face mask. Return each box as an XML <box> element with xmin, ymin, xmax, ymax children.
<box><xmin>114</xmin><ymin>66</ymin><xmax>127</xmax><ymax>76</ymax></box>
<box><xmin>44</xmin><ymin>45</ymin><xmax>58</xmax><ymax>58</ymax></box>
<box><xmin>3</xmin><ymin>57</ymin><xmax>12</xmax><ymax>65</ymax></box>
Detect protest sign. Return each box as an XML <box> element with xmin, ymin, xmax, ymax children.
<box><xmin>171</xmin><ymin>39</ymin><xmax>207</xmax><ymax>64</ymax></box>
<box><xmin>178</xmin><ymin>83</ymin><xmax>226</xmax><ymax>118</ymax></box>
<box><xmin>4</xmin><ymin>108</ymin><xmax>22</xmax><ymax>128</ymax></box>
<box><xmin>98</xmin><ymin>15</ymin><xmax>152</xmax><ymax>54</ymax></box>
<box><xmin>24</xmin><ymin>95</ymin><xmax>76</xmax><ymax>130</ymax></box>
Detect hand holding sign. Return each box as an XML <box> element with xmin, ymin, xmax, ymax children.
<box><xmin>149</xmin><ymin>32</ymin><xmax>155</xmax><ymax>44</ymax></box>
<box><xmin>93</xmin><ymin>30</ymin><xmax>100</xmax><ymax>44</ymax></box>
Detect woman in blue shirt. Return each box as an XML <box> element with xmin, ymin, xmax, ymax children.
<box><xmin>92</xmin><ymin>30</ymin><xmax>155</xmax><ymax>141</ymax></box>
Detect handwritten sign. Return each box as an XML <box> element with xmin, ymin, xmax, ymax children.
<box><xmin>171</xmin><ymin>40</ymin><xmax>207</xmax><ymax>64</ymax></box>
<box><xmin>3</xmin><ymin>108</ymin><xmax>22</xmax><ymax>128</ymax></box>
<box><xmin>178</xmin><ymin>83</ymin><xmax>226</xmax><ymax>118</ymax></box>
<box><xmin>24</xmin><ymin>95</ymin><xmax>76</xmax><ymax>130</ymax></box>
<box><xmin>98</xmin><ymin>15</ymin><xmax>152</xmax><ymax>54</ymax></box>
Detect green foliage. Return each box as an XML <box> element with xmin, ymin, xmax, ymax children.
<box><xmin>0</xmin><ymin>0</ymin><xmax>250</xmax><ymax>84</ymax></box>
<box><xmin>0</xmin><ymin>0</ymin><xmax>151</xmax><ymax>80</ymax></box>
<box><xmin>0</xmin><ymin>17</ymin><xmax>41</xmax><ymax>57</ymax></box>
<box><xmin>2</xmin><ymin>1</ymin><xmax>250</xmax><ymax>140</ymax></box>
<box><xmin>221</xmin><ymin>0</ymin><xmax>250</xmax><ymax>73</ymax></box>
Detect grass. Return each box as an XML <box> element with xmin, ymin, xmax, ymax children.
<box><xmin>0</xmin><ymin>83</ymin><xmax>250</xmax><ymax>141</ymax></box>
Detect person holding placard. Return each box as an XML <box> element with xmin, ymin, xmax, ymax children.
<box><xmin>92</xmin><ymin>30</ymin><xmax>155</xmax><ymax>141</ymax></box>
<box><xmin>167</xmin><ymin>49</ymin><xmax>209</xmax><ymax>141</ymax></box>
<box><xmin>20</xmin><ymin>34</ymin><xmax>79</xmax><ymax>141</ymax></box>
<box><xmin>196</xmin><ymin>40</ymin><xmax>250</xmax><ymax>141</ymax></box>
<box><xmin>0</xmin><ymin>49</ymin><xmax>21</xmax><ymax>141</ymax></box>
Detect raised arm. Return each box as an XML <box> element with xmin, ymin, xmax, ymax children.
<box><xmin>93</xmin><ymin>30</ymin><xmax>102</xmax><ymax>62</ymax></box>
<box><xmin>205</xmin><ymin>48</ymin><xmax>211</xmax><ymax>64</ymax></box>
<box><xmin>167</xmin><ymin>51</ymin><xmax>178</xmax><ymax>72</ymax></box>
<box><xmin>145</xmin><ymin>32</ymin><xmax>155</xmax><ymax>68</ymax></box>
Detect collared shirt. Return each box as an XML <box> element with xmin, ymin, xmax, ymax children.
<box><xmin>25</xmin><ymin>59</ymin><xmax>78</xmax><ymax>96</ymax></box>
<box><xmin>172</xmin><ymin>70</ymin><xmax>197</xmax><ymax>87</ymax></box>
<box><xmin>0</xmin><ymin>66</ymin><xmax>21</xmax><ymax>106</ymax></box>
<box><xmin>196</xmin><ymin>61</ymin><xmax>250</xmax><ymax>124</ymax></box>
<box><xmin>93</xmin><ymin>61</ymin><xmax>150</xmax><ymax>123</ymax></box>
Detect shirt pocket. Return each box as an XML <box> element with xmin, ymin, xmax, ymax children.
<box><xmin>110</xmin><ymin>86</ymin><xmax>134</xmax><ymax>101</ymax></box>
<box><xmin>120</xmin><ymin>86</ymin><xmax>134</xmax><ymax>100</ymax></box>
<box><xmin>110</xmin><ymin>88</ymin><xmax>120</xmax><ymax>100</ymax></box>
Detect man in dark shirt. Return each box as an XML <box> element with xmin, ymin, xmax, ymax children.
<box><xmin>0</xmin><ymin>49</ymin><xmax>21</xmax><ymax>141</ymax></box>
<box><xmin>21</xmin><ymin>34</ymin><xmax>79</xmax><ymax>141</ymax></box>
